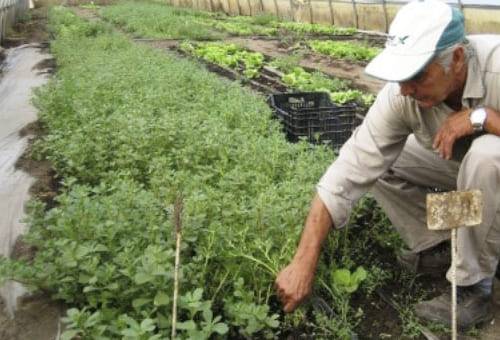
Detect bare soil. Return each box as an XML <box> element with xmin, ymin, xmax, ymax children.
<box><xmin>0</xmin><ymin>294</ymin><xmax>61</xmax><ymax>340</ymax></box>
<box><xmin>71</xmin><ymin>5</ymin><xmax>100</xmax><ymax>21</ymax></box>
<box><xmin>16</xmin><ymin>121</ymin><xmax>60</xmax><ymax>206</ymax></box>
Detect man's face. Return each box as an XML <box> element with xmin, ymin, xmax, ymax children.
<box><xmin>398</xmin><ymin>62</ymin><xmax>454</xmax><ymax>109</ymax></box>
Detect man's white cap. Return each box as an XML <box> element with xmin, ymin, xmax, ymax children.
<box><xmin>365</xmin><ymin>0</ymin><xmax>465</xmax><ymax>82</ymax></box>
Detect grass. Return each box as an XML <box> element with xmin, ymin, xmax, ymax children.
<box><xmin>100</xmin><ymin>2</ymin><xmax>223</xmax><ymax>40</ymax></box>
<box><xmin>99</xmin><ymin>1</ymin><xmax>359</xmax><ymax>40</ymax></box>
<box><xmin>308</xmin><ymin>40</ymin><xmax>381</xmax><ymax>62</ymax></box>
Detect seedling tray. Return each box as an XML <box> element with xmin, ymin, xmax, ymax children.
<box><xmin>268</xmin><ymin>92</ymin><xmax>361</xmax><ymax>149</ymax></box>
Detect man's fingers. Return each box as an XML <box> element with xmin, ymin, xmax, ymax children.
<box><xmin>433</xmin><ymin>127</ymin><xmax>446</xmax><ymax>150</ymax></box>
<box><xmin>275</xmin><ymin>285</ymin><xmax>301</xmax><ymax>313</ymax></box>
<box><xmin>443</xmin><ymin>139</ymin><xmax>452</xmax><ymax>160</ymax></box>
<box><xmin>433</xmin><ymin>131</ymin><xmax>441</xmax><ymax>149</ymax></box>
<box><xmin>443</xmin><ymin>133</ymin><xmax>457</xmax><ymax>160</ymax></box>
<box><xmin>276</xmin><ymin>264</ymin><xmax>314</xmax><ymax>313</ymax></box>
<box><xmin>275</xmin><ymin>281</ymin><xmax>288</xmax><ymax>302</ymax></box>
<box><xmin>433</xmin><ymin>126</ymin><xmax>456</xmax><ymax>160</ymax></box>
<box><xmin>283</xmin><ymin>299</ymin><xmax>298</xmax><ymax>313</ymax></box>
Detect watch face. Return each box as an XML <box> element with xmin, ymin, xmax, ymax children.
<box><xmin>471</xmin><ymin>108</ymin><xmax>487</xmax><ymax>131</ymax></box>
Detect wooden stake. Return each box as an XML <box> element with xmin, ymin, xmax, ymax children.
<box><xmin>171</xmin><ymin>195</ymin><xmax>183</xmax><ymax>340</ymax></box>
<box><xmin>451</xmin><ymin>228</ymin><xmax>457</xmax><ymax>340</ymax></box>
<box><xmin>427</xmin><ymin>190</ymin><xmax>483</xmax><ymax>340</ymax></box>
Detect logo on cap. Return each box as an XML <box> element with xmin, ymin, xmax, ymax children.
<box><xmin>386</xmin><ymin>35</ymin><xmax>410</xmax><ymax>47</ymax></box>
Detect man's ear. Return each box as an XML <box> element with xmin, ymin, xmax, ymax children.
<box><xmin>452</xmin><ymin>46</ymin><xmax>466</xmax><ymax>74</ymax></box>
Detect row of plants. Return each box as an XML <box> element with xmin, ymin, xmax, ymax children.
<box><xmin>276</xmin><ymin>21</ymin><xmax>356</xmax><ymax>36</ymax></box>
<box><xmin>180</xmin><ymin>40</ymin><xmax>374</xmax><ymax>106</ymax></box>
<box><xmin>180</xmin><ymin>41</ymin><xmax>265</xmax><ymax>78</ymax></box>
<box><xmin>208</xmin><ymin>20</ymin><xmax>276</xmax><ymax>36</ymax></box>
<box><xmin>204</xmin><ymin>13</ymin><xmax>278</xmax><ymax>36</ymax></box>
<box><xmin>99</xmin><ymin>2</ymin><xmax>224</xmax><ymax>40</ymax></box>
<box><xmin>202</xmin><ymin>14</ymin><xmax>357</xmax><ymax>37</ymax></box>
<box><xmin>98</xmin><ymin>2</ymin><xmax>363</xmax><ymax>44</ymax></box>
<box><xmin>96</xmin><ymin>1</ymin><xmax>378</xmax><ymax>106</ymax></box>
<box><xmin>277</xmin><ymin>65</ymin><xmax>374</xmax><ymax>106</ymax></box>
<box><xmin>0</xmin><ymin>6</ymin><xmax>405</xmax><ymax>339</ymax></box>
<box><xmin>308</xmin><ymin>40</ymin><xmax>381</xmax><ymax>62</ymax></box>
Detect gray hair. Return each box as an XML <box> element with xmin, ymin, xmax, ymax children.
<box><xmin>434</xmin><ymin>41</ymin><xmax>472</xmax><ymax>73</ymax></box>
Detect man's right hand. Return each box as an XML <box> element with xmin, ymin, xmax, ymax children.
<box><xmin>275</xmin><ymin>260</ymin><xmax>315</xmax><ymax>313</ymax></box>
<box><xmin>275</xmin><ymin>194</ymin><xmax>334</xmax><ymax>313</ymax></box>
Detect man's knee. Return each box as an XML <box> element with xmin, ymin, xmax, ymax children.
<box><xmin>459</xmin><ymin>135</ymin><xmax>500</xmax><ymax>188</ymax></box>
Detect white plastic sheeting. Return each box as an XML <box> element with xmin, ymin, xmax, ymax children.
<box><xmin>0</xmin><ymin>44</ymin><xmax>50</xmax><ymax>317</ymax></box>
<box><xmin>170</xmin><ymin>0</ymin><xmax>500</xmax><ymax>33</ymax></box>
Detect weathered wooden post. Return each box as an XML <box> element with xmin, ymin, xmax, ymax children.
<box><xmin>427</xmin><ymin>190</ymin><xmax>483</xmax><ymax>340</ymax></box>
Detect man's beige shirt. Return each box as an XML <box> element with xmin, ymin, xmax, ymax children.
<box><xmin>318</xmin><ymin>35</ymin><xmax>500</xmax><ymax>229</ymax></box>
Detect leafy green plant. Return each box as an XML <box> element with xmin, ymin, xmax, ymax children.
<box><xmin>312</xmin><ymin>310</ymin><xmax>358</xmax><ymax>340</ymax></box>
<box><xmin>278</xmin><ymin>66</ymin><xmax>375</xmax><ymax>106</ymax></box>
<box><xmin>99</xmin><ymin>2</ymin><xmax>222</xmax><ymax>40</ymax></box>
<box><xmin>210</xmin><ymin>20</ymin><xmax>277</xmax><ymax>36</ymax></box>
<box><xmin>332</xmin><ymin>266</ymin><xmax>367</xmax><ymax>294</ymax></box>
<box><xmin>281</xmin><ymin>67</ymin><xmax>346</xmax><ymax>92</ymax></box>
<box><xmin>224</xmin><ymin>278</ymin><xmax>279</xmax><ymax>338</ymax></box>
<box><xmin>177</xmin><ymin>289</ymin><xmax>229</xmax><ymax>339</ymax></box>
<box><xmin>60</xmin><ymin>308</ymin><xmax>108</xmax><ymax>340</ymax></box>
<box><xmin>309</xmin><ymin>40</ymin><xmax>381</xmax><ymax>62</ymax></box>
<box><xmin>250</xmin><ymin>14</ymin><xmax>278</xmax><ymax>26</ymax></box>
<box><xmin>180</xmin><ymin>41</ymin><xmax>264</xmax><ymax>78</ymax></box>
<box><xmin>119</xmin><ymin>316</ymin><xmax>162</xmax><ymax>340</ymax></box>
<box><xmin>277</xmin><ymin>22</ymin><xmax>356</xmax><ymax>36</ymax></box>
<box><xmin>268</xmin><ymin>54</ymin><xmax>302</xmax><ymax>74</ymax></box>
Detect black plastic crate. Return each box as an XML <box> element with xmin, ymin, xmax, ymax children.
<box><xmin>268</xmin><ymin>92</ymin><xmax>362</xmax><ymax>149</ymax></box>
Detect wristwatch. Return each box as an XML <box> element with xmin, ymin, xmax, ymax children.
<box><xmin>470</xmin><ymin>107</ymin><xmax>487</xmax><ymax>133</ymax></box>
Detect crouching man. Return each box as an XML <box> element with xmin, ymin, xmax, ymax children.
<box><xmin>275</xmin><ymin>0</ymin><xmax>500</xmax><ymax>329</ymax></box>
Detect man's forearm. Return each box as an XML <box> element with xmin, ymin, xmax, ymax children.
<box><xmin>292</xmin><ymin>193</ymin><xmax>334</xmax><ymax>268</ymax></box>
<box><xmin>275</xmin><ymin>193</ymin><xmax>335</xmax><ymax>312</ymax></box>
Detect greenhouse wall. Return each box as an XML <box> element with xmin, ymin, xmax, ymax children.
<box><xmin>0</xmin><ymin>0</ymin><xmax>29</xmax><ymax>43</ymax></box>
<box><xmin>167</xmin><ymin>0</ymin><xmax>500</xmax><ymax>34</ymax></box>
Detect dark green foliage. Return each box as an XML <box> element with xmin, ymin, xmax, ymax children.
<box><xmin>0</xmin><ymin>5</ymin><xmax>407</xmax><ymax>339</ymax></box>
<box><xmin>309</xmin><ymin>40</ymin><xmax>380</xmax><ymax>62</ymax></box>
<box><xmin>100</xmin><ymin>2</ymin><xmax>223</xmax><ymax>40</ymax></box>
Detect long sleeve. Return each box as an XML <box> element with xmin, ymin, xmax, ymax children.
<box><xmin>317</xmin><ymin>83</ymin><xmax>412</xmax><ymax>228</ymax></box>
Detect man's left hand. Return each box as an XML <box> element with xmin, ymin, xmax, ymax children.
<box><xmin>433</xmin><ymin>108</ymin><xmax>474</xmax><ymax>160</ymax></box>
